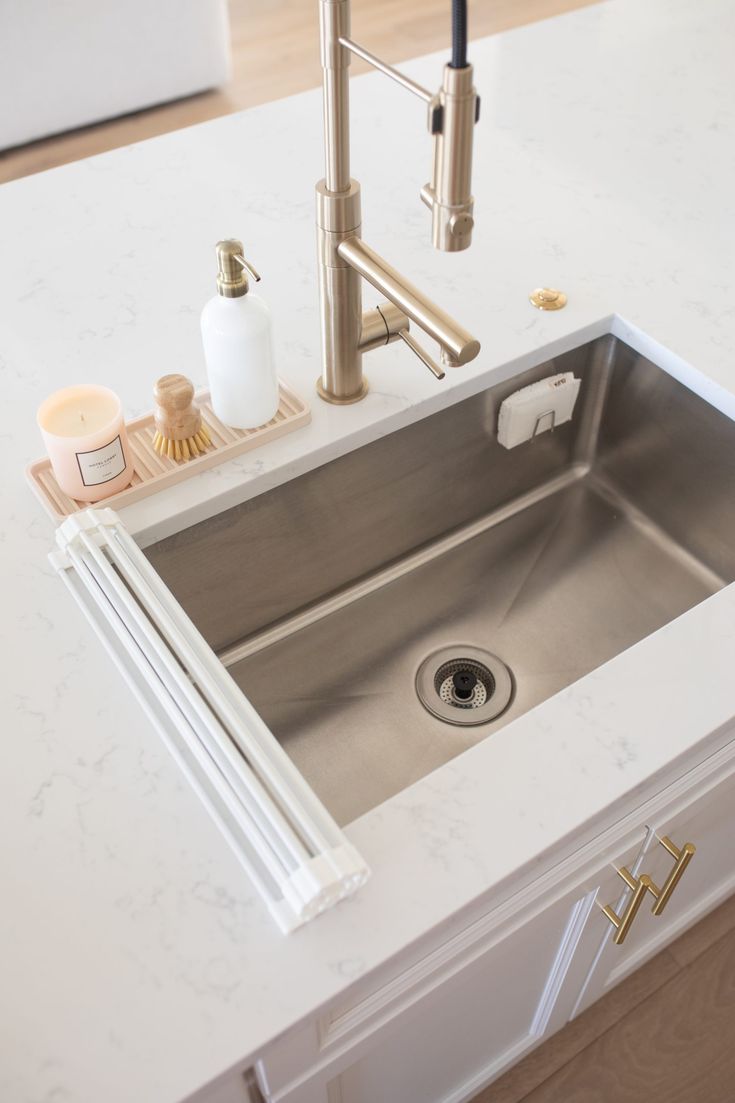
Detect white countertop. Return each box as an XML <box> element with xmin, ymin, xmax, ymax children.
<box><xmin>2</xmin><ymin>1</ymin><xmax>735</xmax><ymax>1100</ymax></box>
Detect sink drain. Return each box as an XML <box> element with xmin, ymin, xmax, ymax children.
<box><xmin>416</xmin><ymin>646</ymin><xmax>513</xmax><ymax>726</ymax></box>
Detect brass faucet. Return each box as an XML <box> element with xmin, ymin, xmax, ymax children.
<box><xmin>316</xmin><ymin>0</ymin><xmax>481</xmax><ymax>404</ymax></box>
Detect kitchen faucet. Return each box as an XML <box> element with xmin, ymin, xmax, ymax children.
<box><xmin>316</xmin><ymin>0</ymin><xmax>481</xmax><ymax>403</ymax></box>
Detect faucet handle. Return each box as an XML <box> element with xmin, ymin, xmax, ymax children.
<box><xmin>398</xmin><ymin>328</ymin><xmax>446</xmax><ymax>380</ymax></box>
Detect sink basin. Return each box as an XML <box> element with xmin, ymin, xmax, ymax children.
<box><xmin>146</xmin><ymin>336</ymin><xmax>735</xmax><ymax>825</ymax></box>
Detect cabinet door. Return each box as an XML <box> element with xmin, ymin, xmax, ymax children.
<box><xmin>288</xmin><ymin>840</ymin><xmax>647</xmax><ymax>1103</ymax></box>
<box><xmin>574</xmin><ymin>764</ymin><xmax>735</xmax><ymax>1018</ymax></box>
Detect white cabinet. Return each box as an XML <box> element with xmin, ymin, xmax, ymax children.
<box><xmin>0</xmin><ymin>1</ymin><xmax>230</xmax><ymax>150</ymax></box>
<box><xmin>328</xmin><ymin>859</ymin><xmax>631</xmax><ymax>1103</ymax></box>
<box><xmin>187</xmin><ymin>1067</ymin><xmax>263</xmax><ymax>1103</ymax></box>
<box><xmin>256</xmin><ymin>832</ymin><xmax>649</xmax><ymax>1103</ymax></box>
<box><xmin>254</xmin><ymin>745</ymin><xmax>735</xmax><ymax>1103</ymax></box>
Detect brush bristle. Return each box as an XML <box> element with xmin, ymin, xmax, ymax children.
<box><xmin>153</xmin><ymin>422</ymin><xmax>214</xmax><ymax>462</ymax></box>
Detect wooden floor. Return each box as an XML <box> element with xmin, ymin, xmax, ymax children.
<box><xmin>6</xmin><ymin>3</ymin><xmax>734</xmax><ymax>1101</ymax></box>
<box><xmin>472</xmin><ymin>895</ymin><xmax>735</xmax><ymax>1103</ymax></box>
<box><xmin>0</xmin><ymin>0</ymin><xmax>600</xmax><ymax>184</ymax></box>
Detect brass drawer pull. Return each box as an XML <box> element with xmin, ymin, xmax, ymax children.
<box><xmin>601</xmin><ymin>867</ymin><xmax>655</xmax><ymax>946</ymax></box>
<box><xmin>602</xmin><ymin>836</ymin><xmax>696</xmax><ymax>945</ymax></box>
<box><xmin>647</xmin><ymin>836</ymin><xmax>696</xmax><ymax>916</ymax></box>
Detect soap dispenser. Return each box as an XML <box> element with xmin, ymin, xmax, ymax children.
<box><xmin>200</xmin><ymin>238</ymin><xmax>279</xmax><ymax>429</ymax></box>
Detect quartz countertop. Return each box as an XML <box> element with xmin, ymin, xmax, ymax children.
<box><xmin>2</xmin><ymin>1</ymin><xmax>735</xmax><ymax>1100</ymax></box>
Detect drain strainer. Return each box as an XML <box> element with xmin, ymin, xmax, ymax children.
<box><xmin>416</xmin><ymin>646</ymin><xmax>513</xmax><ymax>726</ymax></box>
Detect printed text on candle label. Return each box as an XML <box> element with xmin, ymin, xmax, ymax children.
<box><xmin>76</xmin><ymin>435</ymin><xmax>126</xmax><ymax>486</ymax></box>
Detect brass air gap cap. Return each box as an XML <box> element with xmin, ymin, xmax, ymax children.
<box><xmin>529</xmin><ymin>287</ymin><xmax>568</xmax><ymax>311</ymax></box>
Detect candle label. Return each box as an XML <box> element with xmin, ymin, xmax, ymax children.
<box><xmin>76</xmin><ymin>435</ymin><xmax>127</xmax><ymax>487</ymax></box>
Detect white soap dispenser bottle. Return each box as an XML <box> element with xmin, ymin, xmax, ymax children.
<box><xmin>200</xmin><ymin>238</ymin><xmax>279</xmax><ymax>429</ymax></box>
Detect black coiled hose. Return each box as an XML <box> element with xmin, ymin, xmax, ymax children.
<box><xmin>450</xmin><ymin>0</ymin><xmax>468</xmax><ymax>68</ymax></box>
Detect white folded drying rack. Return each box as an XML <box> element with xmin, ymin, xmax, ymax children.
<box><xmin>51</xmin><ymin>508</ymin><xmax>370</xmax><ymax>933</ymax></box>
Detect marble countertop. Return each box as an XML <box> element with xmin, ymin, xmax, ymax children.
<box><xmin>2</xmin><ymin>0</ymin><xmax>735</xmax><ymax>1099</ymax></box>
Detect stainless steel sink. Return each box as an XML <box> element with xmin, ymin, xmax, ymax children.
<box><xmin>146</xmin><ymin>336</ymin><xmax>735</xmax><ymax>825</ymax></box>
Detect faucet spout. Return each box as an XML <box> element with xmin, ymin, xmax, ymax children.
<box><xmin>337</xmin><ymin>237</ymin><xmax>480</xmax><ymax>366</ymax></box>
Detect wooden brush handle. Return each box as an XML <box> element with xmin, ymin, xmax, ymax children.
<box><xmin>153</xmin><ymin>374</ymin><xmax>202</xmax><ymax>440</ymax></box>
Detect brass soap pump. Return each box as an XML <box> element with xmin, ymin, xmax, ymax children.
<box><xmin>200</xmin><ymin>239</ymin><xmax>279</xmax><ymax>429</ymax></box>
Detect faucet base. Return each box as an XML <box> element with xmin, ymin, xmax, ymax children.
<box><xmin>316</xmin><ymin>376</ymin><xmax>369</xmax><ymax>405</ymax></box>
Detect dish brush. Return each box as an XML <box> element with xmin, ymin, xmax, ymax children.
<box><xmin>152</xmin><ymin>373</ymin><xmax>212</xmax><ymax>461</ymax></box>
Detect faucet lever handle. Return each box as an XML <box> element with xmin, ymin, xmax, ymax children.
<box><xmin>398</xmin><ymin>329</ymin><xmax>445</xmax><ymax>380</ymax></box>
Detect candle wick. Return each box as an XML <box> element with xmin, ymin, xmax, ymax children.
<box><xmin>79</xmin><ymin>411</ymin><xmax>85</xmax><ymax>423</ymax></box>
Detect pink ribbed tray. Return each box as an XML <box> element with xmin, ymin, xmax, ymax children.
<box><xmin>26</xmin><ymin>381</ymin><xmax>310</xmax><ymax>521</ymax></box>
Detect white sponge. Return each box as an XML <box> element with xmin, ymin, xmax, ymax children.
<box><xmin>497</xmin><ymin>372</ymin><xmax>581</xmax><ymax>449</ymax></box>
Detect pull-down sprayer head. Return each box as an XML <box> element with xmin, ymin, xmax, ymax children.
<box><xmin>420</xmin><ymin>0</ymin><xmax>478</xmax><ymax>252</ymax></box>
<box><xmin>423</xmin><ymin>61</ymin><xmax>478</xmax><ymax>252</ymax></box>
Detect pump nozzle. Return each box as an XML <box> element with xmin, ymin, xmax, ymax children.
<box><xmin>215</xmin><ymin>239</ymin><xmax>262</xmax><ymax>297</ymax></box>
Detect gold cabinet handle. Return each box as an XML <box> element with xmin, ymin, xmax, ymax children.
<box><xmin>601</xmin><ymin>867</ymin><xmax>655</xmax><ymax>945</ymax></box>
<box><xmin>647</xmin><ymin>836</ymin><xmax>696</xmax><ymax>916</ymax></box>
<box><xmin>602</xmin><ymin>836</ymin><xmax>696</xmax><ymax>945</ymax></box>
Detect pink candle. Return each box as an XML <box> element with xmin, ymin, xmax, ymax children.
<box><xmin>37</xmin><ymin>385</ymin><xmax>134</xmax><ymax>502</ymax></box>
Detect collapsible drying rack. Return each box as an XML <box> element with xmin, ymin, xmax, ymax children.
<box><xmin>51</xmin><ymin>508</ymin><xmax>370</xmax><ymax>932</ymax></box>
